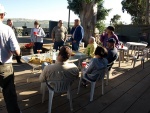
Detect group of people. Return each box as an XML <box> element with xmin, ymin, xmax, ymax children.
<box><xmin>30</xmin><ymin>19</ymin><xmax>84</xmax><ymax>54</ymax></box>
<box><xmin>0</xmin><ymin>3</ymin><xmax>120</xmax><ymax>113</ymax></box>
<box><xmin>40</xmin><ymin>24</ymin><xmax>119</xmax><ymax>87</ymax></box>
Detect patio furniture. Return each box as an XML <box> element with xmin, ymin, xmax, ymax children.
<box><xmin>77</xmin><ymin>68</ymin><xmax>106</xmax><ymax>101</ymax></box>
<box><xmin>118</xmin><ymin>45</ymin><xmax>128</xmax><ymax>67</ymax></box>
<box><xmin>22</xmin><ymin>52</ymin><xmax>88</xmax><ymax>82</ymax></box>
<box><xmin>126</xmin><ymin>42</ymin><xmax>147</xmax><ymax>56</ymax></box>
<box><xmin>131</xmin><ymin>49</ymin><xmax>147</xmax><ymax>69</ymax></box>
<box><xmin>45</xmin><ymin>79</ymin><xmax>73</xmax><ymax>113</ymax></box>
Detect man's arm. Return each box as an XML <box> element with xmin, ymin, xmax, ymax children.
<box><xmin>9</xmin><ymin>28</ymin><xmax>20</xmax><ymax>56</ymax></box>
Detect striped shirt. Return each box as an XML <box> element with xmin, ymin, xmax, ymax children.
<box><xmin>0</xmin><ymin>21</ymin><xmax>20</xmax><ymax>63</ymax></box>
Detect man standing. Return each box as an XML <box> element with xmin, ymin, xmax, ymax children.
<box><xmin>7</xmin><ymin>19</ymin><xmax>22</xmax><ymax>63</ymax></box>
<box><xmin>71</xmin><ymin>19</ymin><xmax>84</xmax><ymax>51</ymax></box>
<box><xmin>51</xmin><ymin>20</ymin><xmax>67</xmax><ymax>51</ymax></box>
<box><xmin>0</xmin><ymin>4</ymin><xmax>21</xmax><ymax>113</ymax></box>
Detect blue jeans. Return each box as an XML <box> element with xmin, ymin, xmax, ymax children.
<box><xmin>33</xmin><ymin>42</ymin><xmax>43</xmax><ymax>54</ymax></box>
<box><xmin>54</xmin><ymin>41</ymin><xmax>64</xmax><ymax>51</ymax></box>
<box><xmin>72</xmin><ymin>42</ymin><xmax>79</xmax><ymax>51</ymax></box>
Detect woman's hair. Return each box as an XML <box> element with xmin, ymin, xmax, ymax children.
<box><xmin>34</xmin><ymin>20</ymin><xmax>39</xmax><ymax>25</ymax></box>
<box><xmin>94</xmin><ymin>46</ymin><xmax>108</xmax><ymax>58</ymax></box>
<box><xmin>107</xmin><ymin>26</ymin><xmax>115</xmax><ymax>32</ymax></box>
<box><xmin>58</xmin><ymin>46</ymin><xmax>71</xmax><ymax>61</ymax></box>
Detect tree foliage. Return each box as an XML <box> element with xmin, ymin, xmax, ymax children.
<box><xmin>111</xmin><ymin>14</ymin><xmax>121</xmax><ymax>26</ymax></box>
<box><xmin>67</xmin><ymin>0</ymin><xmax>110</xmax><ymax>22</ymax></box>
<box><xmin>121</xmin><ymin>0</ymin><xmax>147</xmax><ymax>24</ymax></box>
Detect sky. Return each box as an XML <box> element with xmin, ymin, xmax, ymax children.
<box><xmin>0</xmin><ymin>0</ymin><xmax>131</xmax><ymax>24</ymax></box>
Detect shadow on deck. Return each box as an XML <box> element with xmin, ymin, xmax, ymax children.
<box><xmin>0</xmin><ymin>60</ymin><xmax>150</xmax><ymax>113</ymax></box>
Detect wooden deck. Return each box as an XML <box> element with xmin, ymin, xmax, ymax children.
<box><xmin>0</xmin><ymin>59</ymin><xmax>150</xmax><ymax>113</ymax></box>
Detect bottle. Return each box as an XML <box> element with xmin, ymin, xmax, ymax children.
<box><xmin>88</xmin><ymin>48</ymin><xmax>90</xmax><ymax>56</ymax></box>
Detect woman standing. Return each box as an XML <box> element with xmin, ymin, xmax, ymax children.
<box><xmin>100</xmin><ymin>26</ymin><xmax>119</xmax><ymax>48</ymax></box>
<box><xmin>30</xmin><ymin>21</ymin><xmax>45</xmax><ymax>54</ymax></box>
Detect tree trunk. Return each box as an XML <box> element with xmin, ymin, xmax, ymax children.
<box><xmin>79</xmin><ymin>1</ymin><xmax>97</xmax><ymax>46</ymax></box>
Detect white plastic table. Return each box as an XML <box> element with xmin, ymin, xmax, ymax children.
<box><xmin>126</xmin><ymin>42</ymin><xmax>147</xmax><ymax>55</ymax></box>
<box><xmin>118</xmin><ymin>46</ymin><xmax>128</xmax><ymax>67</ymax></box>
<box><xmin>21</xmin><ymin>52</ymin><xmax>89</xmax><ymax>71</ymax></box>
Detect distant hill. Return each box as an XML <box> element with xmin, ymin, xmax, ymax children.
<box><xmin>3</xmin><ymin>18</ymin><xmax>72</xmax><ymax>28</ymax></box>
<box><xmin>3</xmin><ymin>18</ymin><xmax>110</xmax><ymax>28</ymax></box>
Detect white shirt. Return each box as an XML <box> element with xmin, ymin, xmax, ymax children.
<box><xmin>30</xmin><ymin>27</ymin><xmax>45</xmax><ymax>43</ymax></box>
<box><xmin>0</xmin><ymin>21</ymin><xmax>20</xmax><ymax>63</ymax></box>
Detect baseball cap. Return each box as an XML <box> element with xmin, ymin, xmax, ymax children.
<box><xmin>107</xmin><ymin>38</ymin><xmax>116</xmax><ymax>43</ymax></box>
<box><xmin>0</xmin><ymin>4</ymin><xmax>5</xmax><ymax>14</ymax></box>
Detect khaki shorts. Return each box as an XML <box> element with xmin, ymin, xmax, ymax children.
<box><xmin>0</xmin><ymin>63</ymin><xmax>13</xmax><ymax>78</ymax></box>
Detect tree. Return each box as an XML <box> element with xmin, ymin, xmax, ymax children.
<box><xmin>67</xmin><ymin>0</ymin><xmax>110</xmax><ymax>45</ymax></box>
<box><xmin>110</xmin><ymin>14</ymin><xmax>121</xmax><ymax>26</ymax></box>
<box><xmin>121</xmin><ymin>0</ymin><xmax>147</xmax><ymax>25</ymax></box>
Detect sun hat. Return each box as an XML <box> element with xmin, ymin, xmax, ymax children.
<box><xmin>0</xmin><ymin>4</ymin><xmax>5</xmax><ymax>14</ymax></box>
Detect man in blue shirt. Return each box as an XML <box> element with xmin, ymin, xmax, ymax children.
<box><xmin>0</xmin><ymin>4</ymin><xmax>21</xmax><ymax>113</ymax></box>
<box><xmin>71</xmin><ymin>19</ymin><xmax>84</xmax><ymax>51</ymax></box>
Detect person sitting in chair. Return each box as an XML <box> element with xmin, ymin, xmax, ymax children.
<box><xmin>39</xmin><ymin>46</ymin><xmax>79</xmax><ymax>82</ymax></box>
<box><xmin>106</xmin><ymin>38</ymin><xmax>118</xmax><ymax>64</ymax></box>
<box><xmin>82</xmin><ymin>46</ymin><xmax>108</xmax><ymax>86</ymax></box>
<box><xmin>84</xmin><ymin>36</ymin><xmax>97</xmax><ymax>57</ymax></box>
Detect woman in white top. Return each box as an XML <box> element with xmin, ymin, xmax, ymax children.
<box><xmin>30</xmin><ymin>21</ymin><xmax>45</xmax><ymax>54</ymax></box>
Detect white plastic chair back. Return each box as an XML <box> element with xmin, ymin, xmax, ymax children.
<box><xmin>47</xmin><ymin>79</ymin><xmax>73</xmax><ymax>93</ymax></box>
<box><xmin>96</xmin><ymin>68</ymin><xmax>107</xmax><ymax>81</ymax></box>
<box><xmin>77</xmin><ymin>67</ymin><xmax>107</xmax><ymax>101</ymax></box>
<box><xmin>46</xmin><ymin>79</ymin><xmax>73</xmax><ymax>113</ymax></box>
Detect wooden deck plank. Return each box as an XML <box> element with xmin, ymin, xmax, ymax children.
<box><xmin>1</xmin><ymin>60</ymin><xmax>150</xmax><ymax>113</ymax></box>
<box><xmin>23</xmin><ymin>61</ymin><xmax>150</xmax><ymax>113</ymax></box>
<box><xmin>125</xmin><ymin>86</ymin><xmax>150</xmax><ymax>113</ymax></box>
<box><xmin>74</xmin><ymin>62</ymin><xmax>150</xmax><ymax>113</ymax></box>
<box><xmin>100</xmin><ymin>74</ymin><xmax>150</xmax><ymax>113</ymax></box>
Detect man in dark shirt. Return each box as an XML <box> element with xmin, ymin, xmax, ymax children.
<box><xmin>71</xmin><ymin>19</ymin><xmax>84</xmax><ymax>51</ymax></box>
<box><xmin>106</xmin><ymin>38</ymin><xmax>118</xmax><ymax>64</ymax></box>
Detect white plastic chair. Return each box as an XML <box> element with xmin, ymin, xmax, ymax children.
<box><xmin>131</xmin><ymin>49</ymin><xmax>147</xmax><ymax>69</ymax></box>
<box><xmin>77</xmin><ymin>68</ymin><xmax>106</xmax><ymax>101</ymax></box>
<box><xmin>45</xmin><ymin>79</ymin><xmax>73</xmax><ymax>113</ymax></box>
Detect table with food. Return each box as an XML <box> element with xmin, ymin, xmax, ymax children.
<box><xmin>21</xmin><ymin>51</ymin><xmax>89</xmax><ymax>73</ymax></box>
